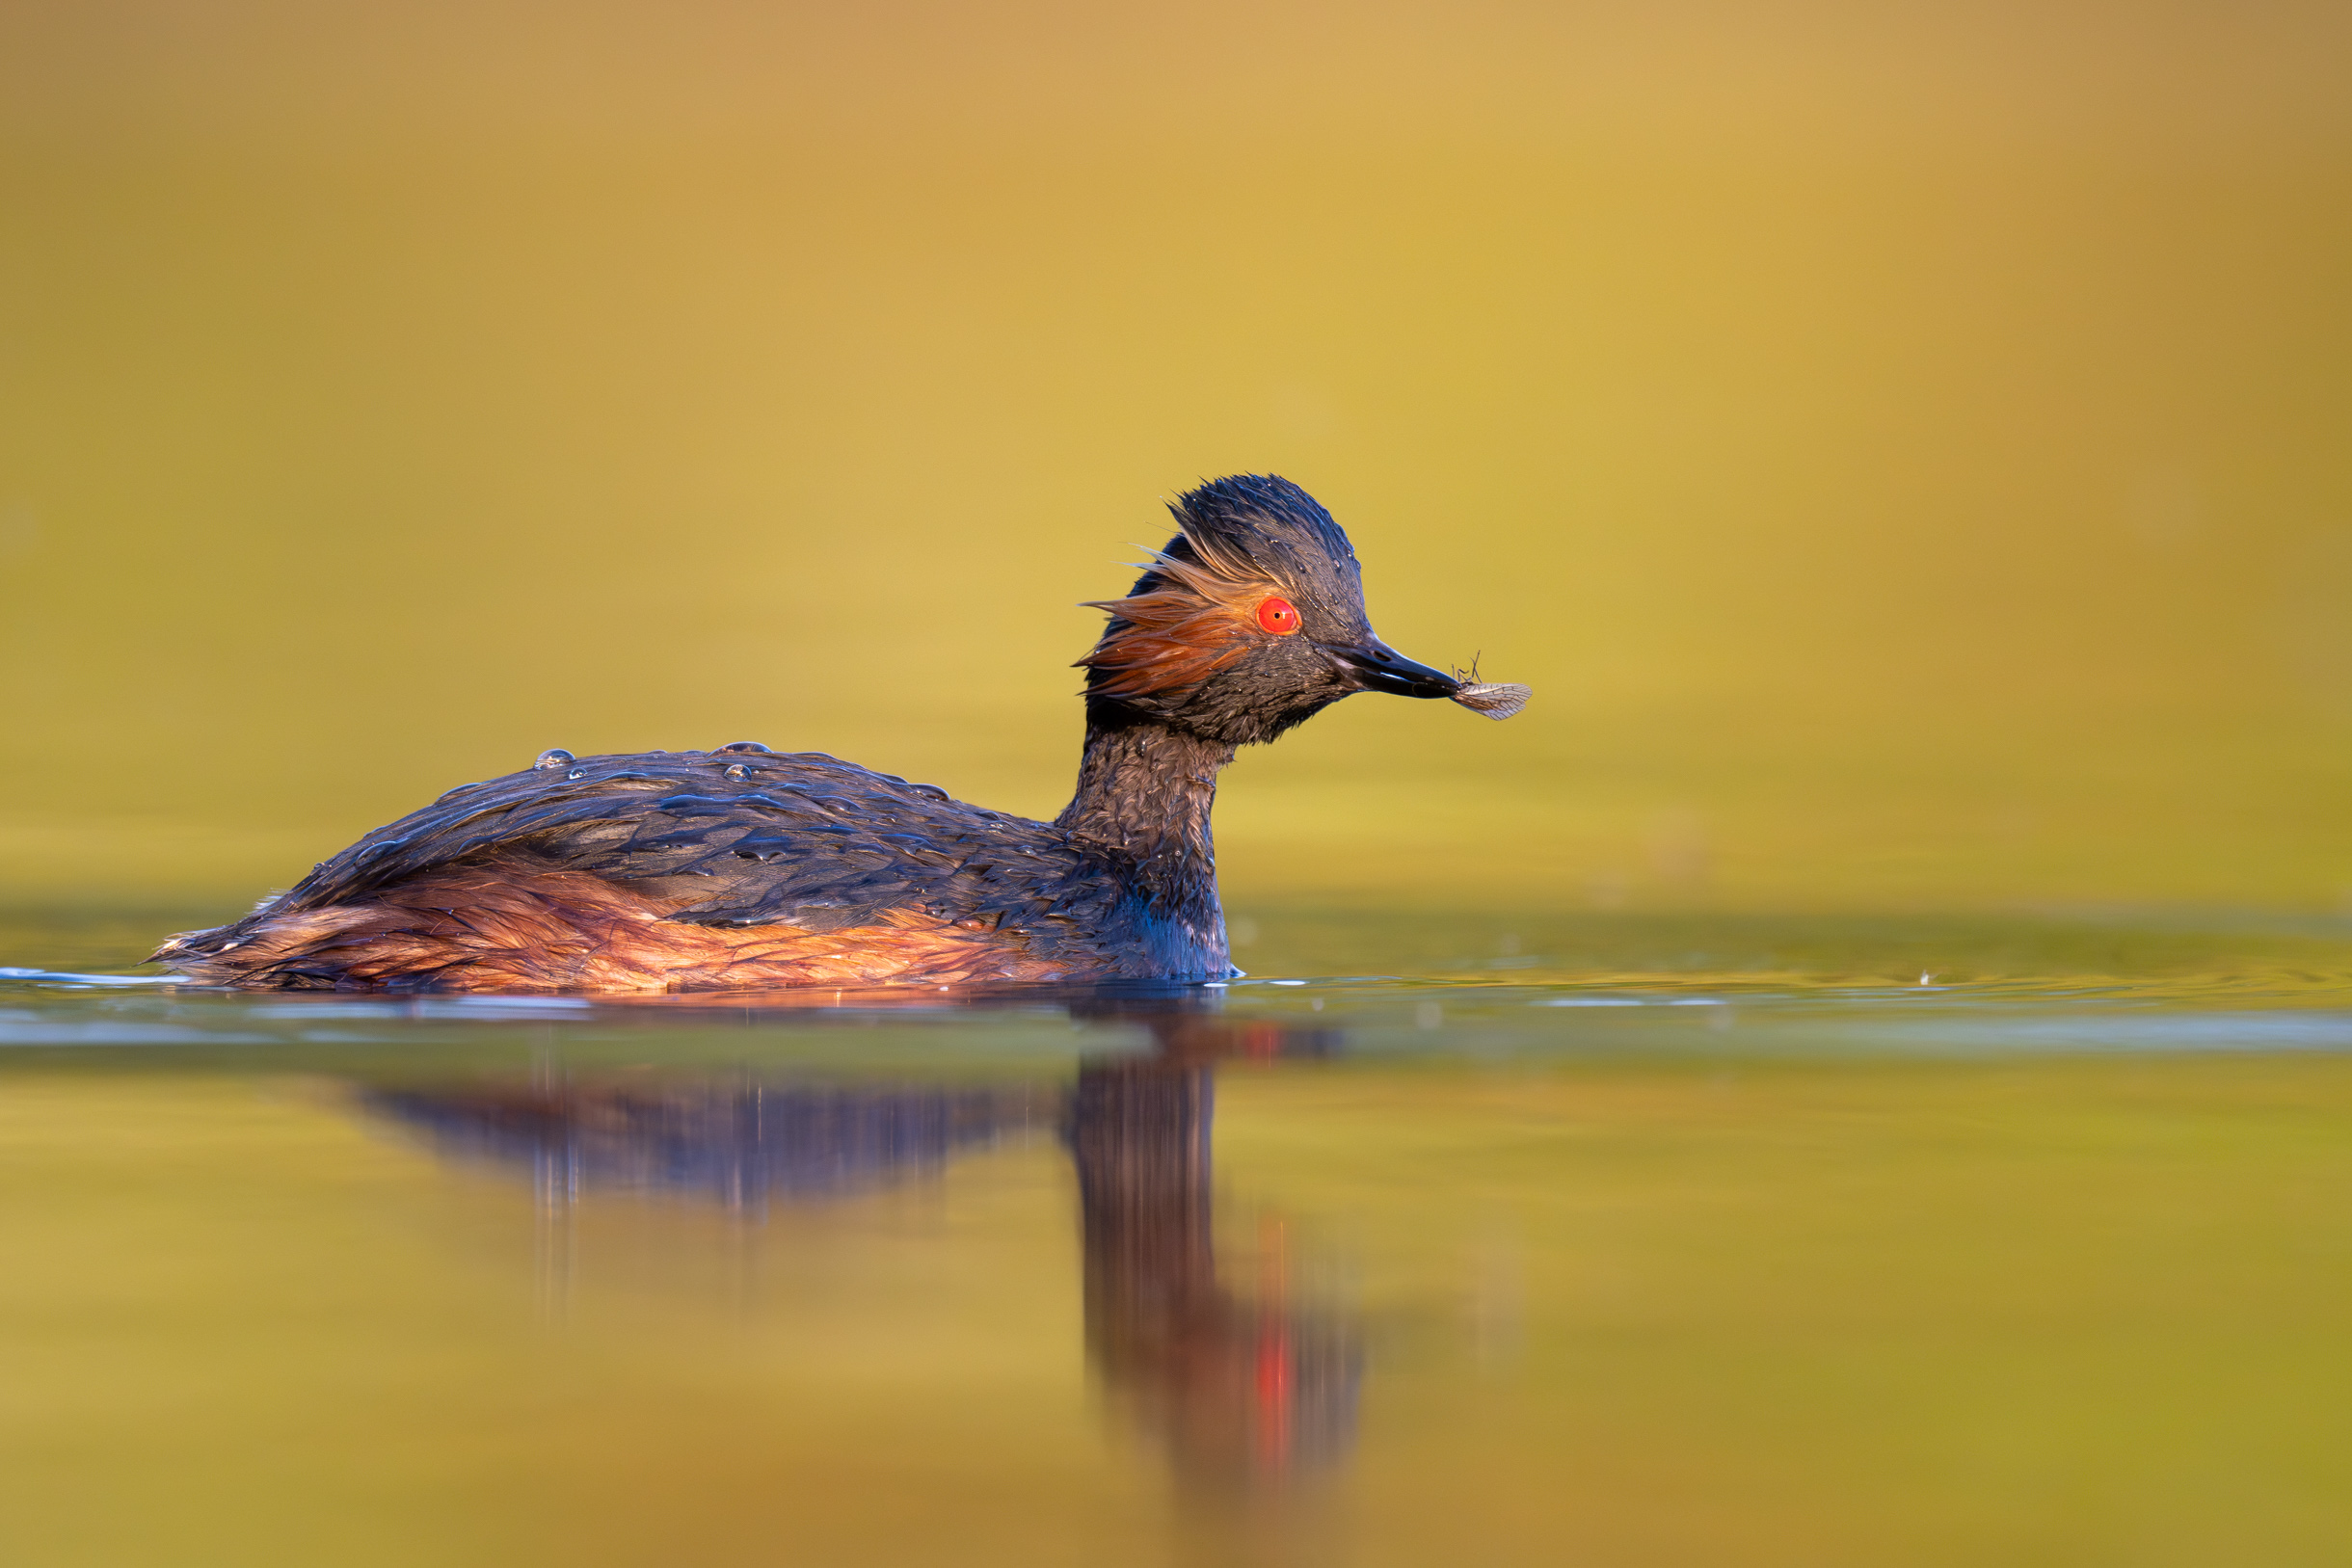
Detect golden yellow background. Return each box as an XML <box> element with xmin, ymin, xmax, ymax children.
<box><xmin>4</xmin><ymin>0</ymin><xmax>2350</xmax><ymax>915</ymax></box>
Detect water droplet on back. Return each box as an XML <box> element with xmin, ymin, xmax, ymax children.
<box><xmin>724</xmin><ymin>763</ymin><xmax>751</xmax><ymax>780</ymax></box>
<box><xmin>534</xmin><ymin>749</ymin><xmax>575</xmax><ymax>771</ymax></box>
<box><xmin>719</xmin><ymin>741</ymin><xmax>773</xmax><ymax>754</ymax></box>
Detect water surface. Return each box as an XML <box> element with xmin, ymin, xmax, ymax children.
<box><xmin>8</xmin><ymin>907</ymin><xmax>2352</xmax><ymax>1566</ymax></box>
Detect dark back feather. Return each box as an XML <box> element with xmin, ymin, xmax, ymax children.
<box><xmin>268</xmin><ymin>748</ymin><xmax>1127</xmax><ymax>955</ymax></box>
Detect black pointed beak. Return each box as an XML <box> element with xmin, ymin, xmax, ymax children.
<box><xmin>1323</xmin><ymin>637</ymin><xmax>1463</xmax><ymax>699</ymax></box>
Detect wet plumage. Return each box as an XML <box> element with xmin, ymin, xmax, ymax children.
<box><xmin>155</xmin><ymin>475</ymin><xmax>1529</xmax><ymax>992</ymax></box>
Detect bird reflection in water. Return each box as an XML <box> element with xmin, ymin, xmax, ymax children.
<box><xmin>356</xmin><ymin>988</ymin><xmax>1360</xmax><ymax>1487</ymax></box>
<box><xmin>1066</xmin><ymin>998</ymin><xmax>1360</xmax><ymax>1486</ymax></box>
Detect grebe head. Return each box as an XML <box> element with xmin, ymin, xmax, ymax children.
<box><xmin>1078</xmin><ymin>474</ymin><xmax>1526</xmax><ymax>745</ymax></box>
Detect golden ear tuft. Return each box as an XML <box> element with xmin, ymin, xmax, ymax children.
<box><xmin>1076</xmin><ymin>534</ymin><xmax>1288</xmax><ymax>700</ymax></box>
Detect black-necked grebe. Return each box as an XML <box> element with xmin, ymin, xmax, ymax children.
<box><xmin>155</xmin><ymin>475</ymin><xmax>1529</xmax><ymax>991</ymax></box>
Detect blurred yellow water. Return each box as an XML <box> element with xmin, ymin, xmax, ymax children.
<box><xmin>13</xmin><ymin>989</ymin><xmax>2352</xmax><ymax>1567</ymax></box>
<box><xmin>11</xmin><ymin>899</ymin><xmax>2352</xmax><ymax>1562</ymax></box>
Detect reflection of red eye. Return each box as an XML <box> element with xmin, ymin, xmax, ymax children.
<box><xmin>1256</xmin><ymin>597</ymin><xmax>1301</xmax><ymax>635</ymax></box>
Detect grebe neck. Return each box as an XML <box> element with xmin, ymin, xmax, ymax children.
<box><xmin>1056</xmin><ymin>713</ymin><xmax>1233</xmax><ymax>969</ymax></box>
<box><xmin>1057</xmin><ymin>713</ymin><xmax>1231</xmax><ymax>868</ymax></box>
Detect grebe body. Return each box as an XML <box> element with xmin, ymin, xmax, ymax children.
<box><xmin>155</xmin><ymin>476</ymin><xmax>1527</xmax><ymax>992</ymax></box>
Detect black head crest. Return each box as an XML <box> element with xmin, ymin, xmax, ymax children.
<box><xmin>1165</xmin><ymin>475</ymin><xmax>1357</xmax><ymax>584</ymax></box>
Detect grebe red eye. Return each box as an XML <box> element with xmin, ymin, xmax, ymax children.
<box><xmin>1256</xmin><ymin>597</ymin><xmax>1300</xmax><ymax>635</ymax></box>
